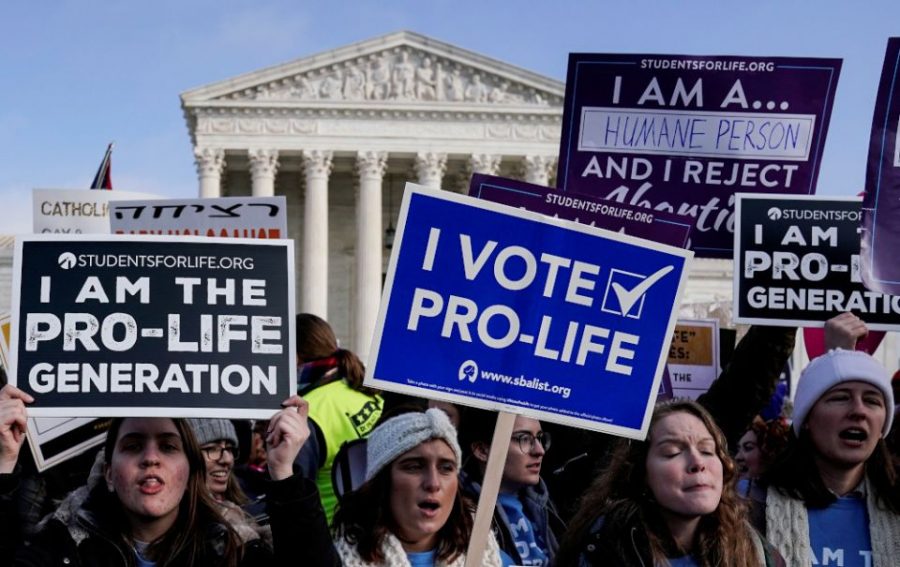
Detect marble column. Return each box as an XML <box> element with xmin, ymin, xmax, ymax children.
<box><xmin>249</xmin><ymin>148</ymin><xmax>279</xmax><ymax>197</ymax></box>
<box><xmin>523</xmin><ymin>155</ymin><xmax>555</xmax><ymax>186</ymax></box>
<box><xmin>470</xmin><ymin>153</ymin><xmax>502</xmax><ymax>176</ymax></box>
<box><xmin>414</xmin><ymin>152</ymin><xmax>447</xmax><ymax>190</ymax></box>
<box><xmin>457</xmin><ymin>153</ymin><xmax>503</xmax><ymax>192</ymax></box>
<box><xmin>194</xmin><ymin>147</ymin><xmax>225</xmax><ymax>198</ymax></box>
<box><xmin>301</xmin><ymin>150</ymin><xmax>333</xmax><ymax>319</ymax></box>
<box><xmin>355</xmin><ymin>150</ymin><xmax>388</xmax><ymax>359</ymax></box>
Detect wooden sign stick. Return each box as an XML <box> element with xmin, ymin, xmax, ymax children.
<box><xmin>464</xmin><ymin>410</ymin><xmax>516</xmax><ymax>567</ymax></box>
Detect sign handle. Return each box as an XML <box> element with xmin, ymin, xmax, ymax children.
<box><xmin>463</xmin><ymin>410</ymin><xmax>516</xmax><ymax>567</ymax></box>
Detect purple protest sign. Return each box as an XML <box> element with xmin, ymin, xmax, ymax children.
<box><xmin>469</xmin><ymin>173</ymin><xmax>692</xmax><ymax>248</ymax></box>
<box><xmin>557</xmin><ymin>53</ymin><xmax>841</xmax><ymax>258</ymax></box>
<box><xmin>862</xmin><ymin>38</ymin><xmax>900</xmax><ymax>295</ymax></box>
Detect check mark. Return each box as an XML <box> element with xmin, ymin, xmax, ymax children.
<box><xmin>610</xmin><ymin>265</ymin><xmax>674</xmax><ymax>316</ymax></box>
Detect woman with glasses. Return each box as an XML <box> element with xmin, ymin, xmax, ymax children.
<box><xmin>188</xmin><ymin>418</ymin><xmax>271</xmax><ymax>545</ymax></box>
<box><xmin>459</xmin><ymin>408</ymin><xmax>565</xmax><ymax>566</ymax></box>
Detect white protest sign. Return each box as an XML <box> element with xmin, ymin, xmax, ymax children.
<box><xmin>33</xmin><ymin>188</ymin><xmax>157</xmax><ymax>234</ymax></box>
<box><xmin>666</xmin><ymin>319</ymin><xmax>720</xmax><ymax>399</ymax></box>
<box><xmin>3</xmin><ymin>311</ymin><xmax>107</xmax><ymax>471</ymax></box>
<box><xmin>110</xmin><ymin>196</ymin><xmax>287</xmax><ymax>238</ymax></box>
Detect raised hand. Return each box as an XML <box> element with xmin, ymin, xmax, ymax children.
<box><xmin>265</xmin><ymin>395</ymin><xmax>311</xmax><ymax>481</ymax></box>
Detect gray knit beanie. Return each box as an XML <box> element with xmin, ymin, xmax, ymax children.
<box><xmin>187</xmin><ymin>418</ymin><xmax>239</xmax><ymax>447</ymax></box>
<box><xmin>365</xmin><ymin>408</ymin><xmax>462</xmax><ymax>482</ymax></box>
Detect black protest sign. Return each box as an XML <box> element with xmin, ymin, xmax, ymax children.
<box><xmin>10</xmin><ymin>235</ymin><xmax>296</xmax><ymax>418</ymax></box>
<box><xmin>733</xmin><ymin>195</ymin><xmax>900</xmax><ymax>329</ymax></box>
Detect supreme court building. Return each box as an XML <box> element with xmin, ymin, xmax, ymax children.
<box><xmin>179</xmin><ymin>31</ymin><xmax>826</xmax><ymax>375</ymax></box>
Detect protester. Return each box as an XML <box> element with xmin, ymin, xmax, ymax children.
<box><xmin>188</xmin><ymin>418</ymin><xmax>271</xmax><ymax>544</ymax></box>
<box><xmin>459</xmin><ymin>409</ymin><xmax>564</xmax><ymax>566</ymax></box>
<box><xmin>332</xmin><ymin>407</ymin><xmax>503</xmax><ymax>567</ymax></box>
<box><xmin>756</xmin><ymin>349</ymin><xmax>900</xmax><ymax>565</ymax></box>
<box><xmin>0</xmin><ymin>384</ymin><xmax>339</xmax><ymax>566</ymax></box>
<box><xmin>234</xmin><ymin>418</ymin><xmax>270</xmax><ymax>518</ymax></box>
<box><xmin>735</xmin><ymin>416</ymin><xmax>790</xmax><ymax>484</ymax></box>
<box><xmin>556</xmin><ymin>399</ymin><xmax>783</xmax><ymax>566</ymax></box>
<box><xmin>294</xmin><ymin>313</ymin><xmax>384</xmax><ymax>523</ymax></box>
<box><xmin>547</xmin><ymin>325</ymin><xmax>797</xmax><ymax>521</ymax></box>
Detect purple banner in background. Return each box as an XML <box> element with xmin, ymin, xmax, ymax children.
<box><xmin>862</xmin><ymin>38</ymin><xmax>900</xmax><ymax>295</ymax></box>
<box><xmin>469</xmin><ymin>174</ymin><xmax>692</xmax><ymax>248</ymax></box>
<box><xmin>557</xmin><ymin>53</ymin><xmax>841</xmax><ymax>258</ymax></box>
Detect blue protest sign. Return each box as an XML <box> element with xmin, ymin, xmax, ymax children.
<box><xmin>366</xmin><ymin>184</ymin><xmax>692</xmax><ymax>439</ymax></box>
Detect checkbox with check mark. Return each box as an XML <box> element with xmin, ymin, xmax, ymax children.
<box><xmin>601</xmin><ymin>265</ymin><xmax>674</xmax><ymax>319</ymax></box>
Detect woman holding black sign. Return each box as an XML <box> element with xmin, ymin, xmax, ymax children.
<box><xmin>0</xmin><ymin>384</ymin><xmax>339</xmax><ymax>567</ymax></box>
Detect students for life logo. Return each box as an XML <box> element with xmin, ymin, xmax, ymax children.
<box><xmin>58</xmin><ymin>252</ymin><xmax>77</xmax><ymax>270</ymax></box>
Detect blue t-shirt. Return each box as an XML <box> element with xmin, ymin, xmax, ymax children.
<box><xmin>666</xmin><ymin>555</ymin><xmax>700</xmax><ymax>567</ymax></box>
<box><xmin>407</xmin><ymin>550</ymin><xmax>436</xmax><ymax>567</ymax></box>
<box><xmin>808</xmin><ymin>496</ymin><xmax>872</xmax><ymax>567</ymax></box>
<box><xmin>132</xmin><ymin>541</ymin><xmax>156</xmax><ymax>567</ymax></box>
<box><xmin>497</xmin><ymin>493</ymin><xmax>549</xmax><ymax>566</ymax></box>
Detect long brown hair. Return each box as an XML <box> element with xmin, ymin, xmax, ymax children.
<box><xmin>295</xmin><ymin>313</ymin><xmax>374</xmax><ymax>394</ymax></box>
<box><xmin>102</xmin><ymin>417</ymin><xmax>243</xmax><ymax>567</ymax></box>
<box><xmin>557</xmin><ymin>400</ymin><xmax>760</xmax><ymax>567</ymax></box>
<box><xmin>332</xmin><ymin>452</ymin><xmax>473</xmax><ymax>563</ymax></box>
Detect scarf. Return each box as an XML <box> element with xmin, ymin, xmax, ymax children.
<box><xmin>766</xmin><ymin>477</ymin><xmax>900</xmax><ymax>567</ymax></box>
<box><xmin>334</xmin><ymin>531</ymin><xmax>503</xmax><ymax>567</ymax></box>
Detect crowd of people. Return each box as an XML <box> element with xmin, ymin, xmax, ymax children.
<box><xmin>2</xmin><ymin>311</ymin><xmax>900</xmax><ymax>566</ymax></box>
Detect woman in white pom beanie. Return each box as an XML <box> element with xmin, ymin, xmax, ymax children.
<box><xmin>332</xmin><ymin>408</ymin><xmax>503</xmax><ymax>567</ymax></box>
<box><xmin>756</xmin><ymin>348</ymin><xmax>900</xmax><ymax>566</ymax></box>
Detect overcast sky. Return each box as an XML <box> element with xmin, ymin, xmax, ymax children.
<box><xmin>2</xmin><ymin>0</ymin><xmax>898</xmax><ymax>233</ymax></box>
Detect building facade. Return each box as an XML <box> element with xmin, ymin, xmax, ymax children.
<box><xmin>180</xmin><ymin>31</ymin><xmax>881</xmax><ymax>384</ymax></box>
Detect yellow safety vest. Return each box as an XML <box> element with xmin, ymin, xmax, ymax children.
<box><xmin>305</xmin><ymin>379</ymin><xmax>383</xmax><ymax>523</ymax></box>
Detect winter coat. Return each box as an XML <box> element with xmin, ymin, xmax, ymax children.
<box><xmin>0</xmin><ymin>467</ymin><xmax>339</xmax><ymax>567</ymax></box>
<box><xmin>697</xmin><ymin>326</ymin><xmax>796</xmax><ymax>447</ymax></box>
<box><xmin>572</xmin><ymin>515</ymin><xmax>785</xmax><ymax>567</ymax></box>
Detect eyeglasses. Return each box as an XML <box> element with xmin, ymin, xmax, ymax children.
<box><xmin>201</xmin><ymin>444</ymin><xmax>239</xmax><ymax>461</ymax></box>
<box><xmin>511</xmin><ymin>431</ymin><xmax>551</xmax><ymax>454</ymax></box>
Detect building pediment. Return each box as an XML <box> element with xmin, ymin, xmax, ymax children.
<box><xmin>181</xmin><ymin>31</ymin><xmax>564</xmax><ymax>110</ymax></box>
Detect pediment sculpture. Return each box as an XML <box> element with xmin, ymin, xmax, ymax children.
<box><xmin>217</xmin><ymin>48</ymin><xmax>560</xmax><ymax>107</ymax></box>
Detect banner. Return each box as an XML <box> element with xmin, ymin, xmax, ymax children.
<box><xmin>557</xmin><ymin>53</ymin><xmax>841</xmax><ymax>258</ymax></box>
<box><xmin>667</xmin><ymin>319</ymin><xmax>720</xmax><ymax>399</ymax></box>
<box><xmin>469</xmin><ymin>173</ymin><xmax>692</xmax><ymax>248</ymax></box>
<box><xmin>9</xmin><ymin>235</ymin><xmax>296</xmax><ymax>418</ymax></box>
<box><xmin>734</xmin><ymin>195</ymin><xmax>900</xmax><ymax>329</ymax></box>
<box><xmin>366</xmin><ymin>184</ymin><xmax>692</xmax><ymax>439</ymax></box>
<box><xmin>862</xmin><ymin>38</ymin><xmax>900</xmax><ymax>295</ymax></box>
<box><xmin>33</xmin><ymin>188</ymin><xmax>157</xmax><ymax>234</ymax></box>
<box><xmin>110</xmin><ymin>196</ymin><xmax>287</xmax><ymax>238</ymax></box>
